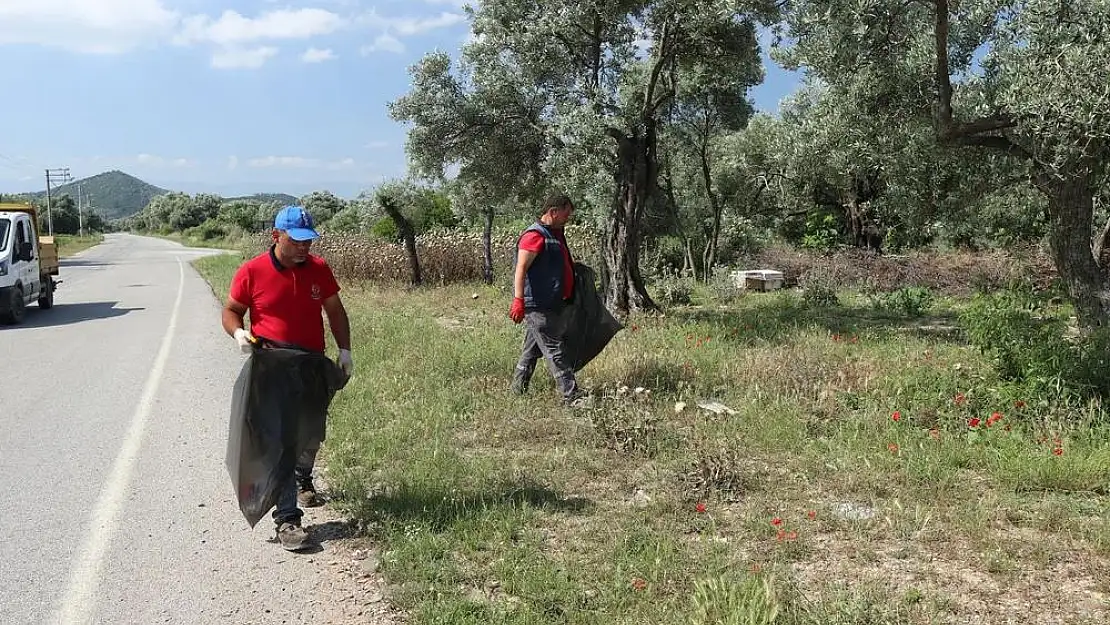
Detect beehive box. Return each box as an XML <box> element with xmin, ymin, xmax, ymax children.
<box><xmin>733</xmin><ymin>269</ymin><xmax>784</xmax><ymax>292</ymax></box>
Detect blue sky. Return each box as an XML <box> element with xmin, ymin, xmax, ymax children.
<box><xmin>0</xmin><ymin>1</ymin><xmax>802</xmax><ymax>200</ymax></box>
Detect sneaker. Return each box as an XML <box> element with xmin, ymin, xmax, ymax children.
<box><xmin>297</xmin><ymin>476</ymin><xmax>323</xmax><ymax>508</ymax></box>
<box><xmin>564</xmin><ymin>390</ymin><xmax>593</xmax><ymax>409</ymax></box>
<box><xmin>276</xmin><ymin>521</ymin><xmax>312</xmax><ymax>551</ymax></box>
<box><xmin>511</xmin><ymin>378</ymin><xmax>529</xmax><ymax>395</ymax></box>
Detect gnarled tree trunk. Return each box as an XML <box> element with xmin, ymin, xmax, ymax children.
<box><xmin>1039</xmin><ymin>172</ymin><xmax>1110</xmax><ymax>326</ymax></box>
<box><xmin>380</xmin><ymin>197</ymin><xmax>422</xmax><ymax>287</ymax></box>
<box><xmin>603</xmin><ymin>126</ymin><xmax>658</xmax><ymax>315</ymax></box>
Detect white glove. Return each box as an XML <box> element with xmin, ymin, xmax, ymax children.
<box><xmin>337</xmin><ymin>349</ymin><xmax>353</xmax><ymax>376</ymax></box>
<box><xmin>233</xmin><ymin>328</ymin><xmax>255</xmax><ymax>353</ymax></box>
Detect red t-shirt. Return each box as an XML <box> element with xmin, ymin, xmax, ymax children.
<box><xmin>520</xmin><ymin>228</ymin><xmax>574</xmax><ymax>300</ymax></box>
<box><xmin>229</xmin><ymin>248</ymin><xmax>341</xmax><ymax>353</ymax></box>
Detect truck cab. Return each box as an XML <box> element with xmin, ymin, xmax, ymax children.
<box><xmin>0</xmin><ymin>204</ymin><xmax>58</xmax><ymax>324</ymax></box>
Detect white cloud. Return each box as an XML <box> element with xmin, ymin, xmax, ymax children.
<box><xmin>175</xmin><ymin>8</ymin><xmax>346</xmax><ymax>46</ymax></box>
<box><xmin>301</xmin><ymin>47</ymin><xmax>336</xmax><ymax>63</ymax></box>
<box><xmin>423</xmin><ymin>0</ymin><xmax>471</xmax><ymax>9</ymax></box>
<box><xmin>360</xmin><ymin>33</ymin><xmax>404</xmax><ymax>55</ymax></box>
<box><xmin>134</xmin><ymin>153</ymin><xmax>194</xmax><ymax>167</ymax></box>
<box><xmin>358</xmin><ymin>10</ymin><xmax>465</xmax><ymax>36</ymax></box>
<box><xmin>247</xmin><ymin>156</ymin><xmax>358</xmax><ymax>170</ymax></box>
<box><xmin>211</xmin><ymin>46</ymin><xmax>279</xmax><ymax>69</ymax></box>
<box><xmin>227</xmin><ymin>156</ymin><xmax>239</xmax><ymax>170</ymax></box>
<box><xmin>0</xmin><ymin>0</ymin><xmax>180</xmax><ymax>53</ymax></box>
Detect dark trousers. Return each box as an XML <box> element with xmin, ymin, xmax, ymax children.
<box><xmin>514</xmin><ymin>307</ymin><xmax>580</xmax><ymax>401</ymax></box>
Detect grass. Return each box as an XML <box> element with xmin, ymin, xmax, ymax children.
<box><xmin>54</xmin><ymin>233</ymin><xmax>103</xmax><ymax>257</ymax></box>
<box><xmin>193</xmin><ymin>255</ymin><xmax>1110</xmax><ymax>625</ymax></box>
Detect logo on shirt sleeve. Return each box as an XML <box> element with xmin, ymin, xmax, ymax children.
<box><xmin>311</xmin><ymin>284</ymin><xmax>322</xmax><ymax>300</ymax></box>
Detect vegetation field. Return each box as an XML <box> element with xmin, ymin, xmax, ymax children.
<box><xmin>194</xmin><ymin>249</ymin><xmax>1110</xmax><ymax>625</ymax></box>
<box><xmin>55</xmin><ymin>234</ymin><xmax>103</xmax><ymax>258</ymax></box>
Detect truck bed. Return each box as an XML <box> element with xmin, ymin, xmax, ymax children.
<box><xmin>39</xmin><ymin>236</ymin><xmax>59</xmax><ymax>276</ymax></box>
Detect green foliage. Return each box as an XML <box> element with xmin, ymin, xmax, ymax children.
<box><xmin>799</xmin><ymin>267</ymin><xmax>840</xmax><ymax>307</ymax></box>
<box><xmin>800</xmin><ymin>212</ymin><xmax>840</xmax><ymax>252</ymax></box>
<box><xmin>371</xmin><ymin>217</ymin><xmax>400</xmax><ymax>241</ymax></box>
<box><xmin>652</xmin><ymin>268</ymin><xmax>695</xmax><ymax>307</ymax></box>
<box><xmin>959</xmin><ymin>288</ymin><xmax>1110</xmax><ymax>401</ymax></box>
<box><xmin>868</xmin><ymin>286</ymin><xmax>935</xmax><ymax>318</ymax></box>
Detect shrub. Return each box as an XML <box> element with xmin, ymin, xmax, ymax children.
<box><xmin>798</xmin><ymin>266</ymin><xmax>840</xmax><ymax>307</ymax></box>
<box><xmin>868</xmin><ymin>286</ymin><xmax>935</xmax><ymax>317</ymax></box>
<box><xmin>652</xmin><ymin>269</ymin><xmax>695</xmax><ymax>306</ymax></box>
<box><xmin>959</xmin><ymin>287</ymin><xmax>1110</xmax><ymax>401</ymax></box>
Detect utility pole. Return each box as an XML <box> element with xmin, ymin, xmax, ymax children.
<box><xmin>77</xmin><ymin>182</ymin><xmax>85</xmax><ymax>237</ymax></box>
<box><xmin>44</xmin><ymin>167</ymin><xmax>72</xmax><ymax>236</ymax></box>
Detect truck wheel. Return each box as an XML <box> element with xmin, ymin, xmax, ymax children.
<box><xmin>2</xmin><ymin>287</ymin><xmax>25</xmax><ymax>324</ymax></box>
<box><xmin>38</xmin><ymin>277</ymin><xmax>54</xmax><ymax>309</ymax></box>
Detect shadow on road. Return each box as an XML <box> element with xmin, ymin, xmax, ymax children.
<box><xmin>2</xmin><ymin>301</ymin><xmax>144</xmax><ymax>329</ymax></box>
<box><xmin>59</xmin><ymin>258</ymin><xmax>113</xmax><ymax>268</ymax></box>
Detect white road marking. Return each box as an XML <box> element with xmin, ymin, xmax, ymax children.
<box><xmin>51</xmin><ymin>259</ymin><xmax>185</xmax><ymax>625</ymax></box>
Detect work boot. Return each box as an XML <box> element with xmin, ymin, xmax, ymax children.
<box><xmin>297</xmin><ymin>475</ymin><xmax>323</xmax><ymax>508</ymax></box>
<box><xmin>276</xmin><ymin>521</ymin><xmax>311</xmax><ymax>551</ymax></box>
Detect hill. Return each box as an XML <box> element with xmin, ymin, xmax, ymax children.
<box><xmin>26</xmin><ymin>170</ymin><xmax>169</xmax><ymax>220</ymax></box>
<box><xmin>225</xmin><ymin>193</ymin><xmax>298</xmax><ymax>206</ymax></box>
<box><xmin>21</xmin><ymin>172</ymin><xmax>302</xmax><ymax>221</ymax></box>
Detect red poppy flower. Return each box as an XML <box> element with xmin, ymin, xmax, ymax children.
<box><xmin>968</xmin><ymin>417</ymin><xmax>981</xmax><ymax>428</ymax></box>
<box><xmin>888</xmin><ymin>443</ymin><xmax>899</xmax><ymax>454</ymax></box>
<box><xmin>1014</xmin><ymin>400</ymin><xmax>1026</xmax><ymax>409</ymax></box>
<box><xmin>892</xmin><ymin>411</ymin><xmax>902</xmax><ymax>422</ymax></box>
<box><xmin>1052</xmin><ymin>447</ymin><xmax>1064</xmax><ymax>456</ymax></box>
<box><xmin>807</xmin><ymin>510</ymin><xmax>817</xmax><ymax>520</ymax></box>
<box><xmin>771</xmin><ymin>517</ymin><xmax>783</xmax><ymax>526</ymax></box>
<box><xmin>929</xmin><ymin>428</ymin><xmax>940</xmax><ymax>440</ymax></box>
<box><xmin>695</xmin><ymin>502</ymin><xmax>707</xmax><ymax>514</ymax></box>
<box><xmin>631</xmin><ymin>578</ymin><xmax>647</xmax><ymax>591</ymax></box>
<box><xmin>955</xmin><ymin>393</ymin><xmax>966</xmax><ymax>406</ymax></box>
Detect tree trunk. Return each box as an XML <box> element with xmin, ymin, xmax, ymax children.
<box><xmin>1040</xmin><ymin>172</ymin><xmax>1110</xmax><ymax>327</ymax></box>
<box><xmin>699</xmin><ymin>144</ymin><xmax>722</xmax><ymax>282</ymax></box>
<box><xmin>381</xmin><ymin>198</ymin><xmax>422</xmax><ymax>287</ymax></box>
<box><xmin>603</xmin><ymin>127</ymin><xmax>658</xmax><ymax>315</ymax></box>
<box><xmin>482</xmin><ymin>206</ymin><xmax>494</xmax><ymax>285</ymax></box>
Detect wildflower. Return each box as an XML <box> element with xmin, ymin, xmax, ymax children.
<box><xmin>771</xmin><ymin>517</ymin><xmax>783</xmax><ymax>527</ymax></box>
<box><xmin>1014</xmin><ymin>400</ymin><xmax>1026</xmax><ymax>409</ymax></box>
<box><xmin>631</xmin><ymin>578</ymin><xmax>647</xmax><ymax>591</ymax></box>
<box><xmin>968</xmin><ymin>417</ymin><xmax>981</xmax><ymax>428</ymax></box>
<box><xmin>775</xmin><ymin>529</ymin><xmax>787</xmax><ymax>541</ymax></box>
<box><xmin>929</xmin><ymin>428</ymin><xmax>940</xmax><ymax>440</ymax></box>
<box><xmin>987</xmin><ymin>412</ymin><xmax>1003</xmax><ymax>427</ymax></box>
<box><xmin>807</xmin><ymin>510</ymin><xmax>817</xmax><ymax>520</ymax></box>
<box><xmin>1052</xmin><ymin>447</ymin><xmax>1063</xmax><ymax>456</ymax></box>
<box><xmin>892</xmin><ymin>411</ymin><xmax>902</xmax><ymax>422</ymax></box>
<box><xmin>888</xmin><ymin>443</ymin><xmax>899</xmax><ymax>454</ymax></box>
<box><xmin>955</xmin><ymin>393</ymin><xmax>967</xmax><ymax>406</ymax></box>
<box><xmin>695</xmin><ymin>502</ymin><xmax>707</xmax><ymax>514</ymax></box>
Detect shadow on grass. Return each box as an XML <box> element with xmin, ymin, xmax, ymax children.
<box><xmin>355</xmin><ymin>476</ymin><xmax>595</xmax><ymax>531</ymax></box>
<box><xmin>672</xmin><ymin>296</ymin><xmax>965</xmax><ymax>344</ymax></box>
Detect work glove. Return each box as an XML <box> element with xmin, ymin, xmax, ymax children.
<box><xmin>509</xmin><ymin>297</ymin><xmax>526</xmax><ymax>324</ymax></box>
<box><xmin>233</xmin><ymin>328</ymin><xmax>255</xmax><ymax>353</ymax></box>
<box><xmin>337</xmin><ymin>349</ymin><xmax>353</xmax><ymax>377</ymax></box>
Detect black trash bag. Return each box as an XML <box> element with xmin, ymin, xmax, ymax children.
<box><xmin>563</xmin><ymin>262</ymin><xmax>624</xmax><ymax>372</ymax></box>
<box><xmin>226</xmin><ymin>340</ymin><xmax>348</xmax><ymax>528</ymax></box>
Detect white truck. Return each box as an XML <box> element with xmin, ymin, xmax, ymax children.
<box><xmin>0</xmin><ymin>202</ymin><xmax>58</xmax><ymax>324</ymax></box>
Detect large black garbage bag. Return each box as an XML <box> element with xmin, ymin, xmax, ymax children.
<box><xmin>226</xmin><ymin>341</ymin><xmax>348</xmax><ymax>528</ymax></box>
<box><xmin>564</xmin><ymin>262</ymin><xmax>624</xmax><ymax>372</ymax></box>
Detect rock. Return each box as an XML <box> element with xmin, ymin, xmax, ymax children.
<box><xmin>631</xmin><ymin>488</ymin><xmax>651</xmax><ymax>508</ymax></box>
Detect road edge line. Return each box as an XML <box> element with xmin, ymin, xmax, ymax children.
<box><xmin>51</xmin><ymin>258</ymin><xmax>185</xmax><ymax>625</ymax></box>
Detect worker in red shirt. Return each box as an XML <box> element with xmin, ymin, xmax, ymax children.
<box><xmin>509</xmin><ymin>194</ymin><xmax>586</xmax><ymax>405</ymax></box>
<box><xmin>222</xmin><ymin>205</ymin><xmax>352</xmax><ymax>550</ymax></box>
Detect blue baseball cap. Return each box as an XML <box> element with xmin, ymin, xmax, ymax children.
<box><xmin>274</xmin><ymin>205</ymin><xmax>319</xmax><ymax>241</ymax></box>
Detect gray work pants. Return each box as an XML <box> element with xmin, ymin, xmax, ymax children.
<box><xmin>273</xmin><ymin>441</ymin><xmax>321</xmax><ymax>525</ymax></box>
<box><xmin>514</xmin><ymin>307</ymin><xmax>580</xmax><ymax>401</ymax></box>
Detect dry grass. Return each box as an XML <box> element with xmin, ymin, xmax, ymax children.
<box><xmin>193</xmin><ymin>252</ymin><xmax>1110</xmax><ymax>625</ymax></box>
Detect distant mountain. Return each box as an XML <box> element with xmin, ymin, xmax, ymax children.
<box><xmin>25</xmin><ymin>170</ymin><xmax>169</xmax><ymax>220</ymax></box>
<box><xmin>21</xmin><ymin>171</ymin><xmax>301</xmax><ymax>221</ymax></box>
<box><xmin>225</xmin><ymin>193</ymin><xmax>298</xmax><ymax>206</ymax></box>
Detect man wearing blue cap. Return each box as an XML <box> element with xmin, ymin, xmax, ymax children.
<box><xmin>222</xmin><ymin>205</ymin><xmax>352</xmax><ymax>550</ymax></box>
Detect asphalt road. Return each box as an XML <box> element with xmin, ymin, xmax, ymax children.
<box><xmin>0</xmin><ymin>234</ymin><xmax>375</xmax><ymax>625</ymax></box>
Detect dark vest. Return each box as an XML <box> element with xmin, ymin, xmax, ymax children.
<box><xmin>519</xmin><ymin>222</ymin><xmax>570</xmax><ymax>310</ymax></box>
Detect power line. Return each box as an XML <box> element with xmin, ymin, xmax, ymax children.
<box><xmin>45</xmin><ymin>168</ymin><xmax>73</xmax><ymax>236</ymax></box>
